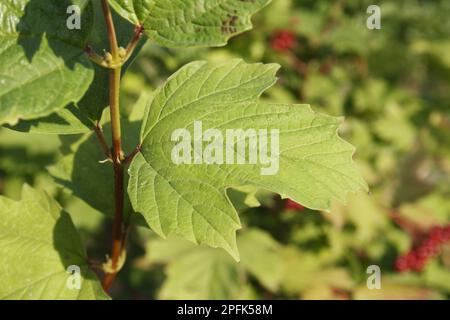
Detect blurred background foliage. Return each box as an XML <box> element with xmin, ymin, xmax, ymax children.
<box><xmin>1</xmin><ymin>0</ymin><xmax>450</xmax><ymax>299</ymax></box>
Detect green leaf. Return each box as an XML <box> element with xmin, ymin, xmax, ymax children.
<box><xmin>145</xmin><ymin>235</ymin><xmax>199</xmax><ymax>265</ymax></box>
<box><xmin>49</xmin><ymin>120</ymin><xmax>146</xmax><ymax>225</ymax></box>
<box><xmin>0</xmin><ymin>0</ymin><xmax>94</xmax><ymax>125</ymax></box>
<box><xmin>280</xmin><ymin>247</ymin><xmax>353</xmax><ymax>295</ymax></box>
<box><xmin>159</xmin><ymin>242</ymin><xmax>242</xmax><ymax>300</ymax></box>
<box><xmin>7</xmin><ymin>105</ymin><xmax>93</xmax><ymax>134</ymax></box>
<box><xmin>146</xmin><ymin>228</ymin><xmax>282</xmax><ymax>296</ymax></box>
<box><xmin>0</xmin><ymin>185</ymin><xmax>109</xmax><ymax>300</ymax></box>
<box><xmin>6</xmin><ymin>0</ymin><xmax>147</xmax><ymax>131</ymax></box>
<box><xmin>330</xmin><ymin>193</ymin><xmax>388</xmax><ymax>246</ymax></box>
<box><xmin>145</xmin><ymin>235</ymin><xmax>242</xmax><ymax>299</ymax></box>
<box><xmin>128</xmin><ymin>59</ymin><xmax>367</xmax><ymax>260</ymax></box>
<box><xmin>238</xmin><ymin>229</ymin><xmax>282</xmax><ymax>291</ymax></box>
<box><xmin>226</xmin><ymin>185</ymin><xmax>262</xmax><ymax>212</ymax></box>
<box><xmin>109</xmin><ymin>0</ymin><xmax>271</xmax><ymax>47</ymax></box>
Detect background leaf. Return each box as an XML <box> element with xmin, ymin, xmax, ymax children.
<box><xmin>7</xmin><ymin>0</ymin><xmax>147</xmax><ymax>132</ymax></box>
<box><xmin>49</xmin><ymin>120</ymin><xmax>144</xmax><ymax>225</ymax></box>
<box><xmin>144</xmin><ymin>228</ymin><xmax>282</xmax><ymax>299</ymax></box>
<box><xmin>109</xmin><ymin>0</ymin><xmax>271</xmax><ymax>48</ymax></box>
<box><xmin>0</xmin><ymin>185</ymin><xmax>109</xmax><ymax>300</ymax></box>
<box><xmin>238</xmin><ymin>228</ymin><xmax>282</xmax><ymax>291</ymax></box>
<box><xmin>155</xmin><ymin>239</ymin><xmax>242</xmax><ymax>300</ymax></box>
<box><xmin>8</xmin><ymin>105</ymin><xmax>93</xmax><ymax>135</ymax></box>
<box><xmin>0</xmin><ymin>0</ymin><xmax>94</xmax><ymax>125</ymax></box>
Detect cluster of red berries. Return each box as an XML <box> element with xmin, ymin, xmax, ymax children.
<box><xmin>270</xmin><ymin>30</ymin><xmax>296</xmax><ymax>52</ymax></box>
<box><xmin>395</xmin><ymin>225</ymin><xmax>450</xmax><ymax>272</ymax></box>
<box><xmin>284</xmin><ymin>199</ymin><xmax>305</xmax><ymax>211</ymax></box>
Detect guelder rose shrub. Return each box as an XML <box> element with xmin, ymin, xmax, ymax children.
<box><xmin>0</xmin><ymin>0</ymin><xmax>367</xmax><ymax>299</ymax></box>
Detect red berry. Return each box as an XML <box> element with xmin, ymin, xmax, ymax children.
<box><xmin>284</xmin><ymin>199</ymin><xmax>305</xmax><ymax>211</ymax></box>
<box><xmin>442</xmin><ymin>226</ymin><xmax>450</xmax><ymax>241</ymax></box>
<box><xmin>395</xmin><ymin>256</ymin><xmax>409</xmax><ymax>272</ymax></box>
<box><xmin>423</xmin><ymin>239</ymin><xmax>440</xmax><ymax>255</ymax></box>
<box><xmin>417</xmin><ymin>245</ymin><xmax>433</xmax><ymax>260</ymax></box>
<box><xmin>429</xmin><ymin>226</ymin><xmax>444</xmax><ymax>243</ymax></box>
<box><xmin>271</xmin><ymin>30</ymin><xmax>296</xmax><ymax>52</ymax></box>
<box><xmin>394</xmin><ymin>224</ymin><xmax>450</xmax><ymax>274</ymax></box>
<box><xmin>405</xmin><ymin>251</ymin><xmax>417</xmax><ymax>266</ymax></box>
<box><xmin>411</xmin><ymin>257</ymin><xmax>426</xmax><ymax>272</ymax></box>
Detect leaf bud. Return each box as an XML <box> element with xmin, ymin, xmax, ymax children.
<box><xmin>104</xmin><ymin>52</ymin><xmax>113</xmax><ymax>62</ymax></box>
<box><xmin>118</xmin><ymin>47</ymin><xmax>127</xmax><ymax>58</ymax></box>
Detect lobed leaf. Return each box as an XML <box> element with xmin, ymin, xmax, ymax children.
<box><xmin>0</xmin><ymin>185</ymin><xmax>109</xmax><ymax>300</ymax></box>
<box><xmin>128</xmin><ymin>59</ymin><xmax>368</xmax><ymax>260</ymax></box>
<box><xmin>109</xmin><ymin>0</ymin><xmax>271</xmax><ymax>47</ymax></box>
<box><xmin>8</xmin><ymin>105</ymin><xmax>93</xmax><ymax>134</ymax></box>
<box><xmin>0</xmin><ymin>0</ymin><xmax>94</xmax><ymax>125</ymax></box>
<box><xmin>7</xmin><ymin>0</ymin><xmax>146</xmax><ymax>132</ymax></box>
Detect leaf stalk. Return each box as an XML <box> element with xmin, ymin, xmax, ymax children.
<box><xmin>100</xmin><ymin>0</ymin><xmax>127</xmax><ymax>293</ymax></box>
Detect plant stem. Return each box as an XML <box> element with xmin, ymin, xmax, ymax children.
<box><xmin>102</xmin><ymin>160</ymin><xmax>124</xmax><ymax>291</ymax></box>
<box><xmin>109</xmin><ymin>68</ymin><xmax>123</xmax><ymax>163</ymax></box>
<box><xmin>123</xmin><ymin>144</ymin><xmax>142</xmax><ymax>166</ymax></box>
<box><xmin>93</xmin><ymin>121</ymin><xmax>112</xmax><ymax>160</ymax></box>
<box><xmin>100</xmin><ymin>0</ymin><xmax>126</xmax><ymax>293</ymax></box>
<box><xmin>101</xmin><ymin>0</ymin><xmax>119</xmax><ymax>59</ymax></box>
<box><xmin>122</xmin><ymin>25</ymin><xmax>144</xmax><ymax>63</ymax></box>
<box><xmin>85</xmin><ymin>45</ymin><xmax>109</xmax><ymax>68</ymax></box>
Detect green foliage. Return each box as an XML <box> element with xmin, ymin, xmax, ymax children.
<box><xmin>128</xmin><ymin>59</ymin><xmax>366</xmax><ymax>259</ymax></box>
<box><xmin>0</xmin><ymin>0</ymin><xmax>94</xmax><ymax>125</ymax></box>
<box><xmin>49</xmin><ymin>120</ymin><xmax>145</xmax><ymax>225</ymax></box>
<box><xmin>1</xmin><ymin>0</ymin><xmax>449</xmax><ymax>301</ymax></box>
<box><xmin>145</xmin><ymin>228</ymin><xmax>282</xmax><ymax>299</ymax></box>
<box><xmin>109</xmin><ymin>0</ymin><xmax>271</xmax><ymax>47</ymax></box>
<box><xmin>0</xmin><ymin>185</ymin><xmax>108</xmax><ymax>300</ymax></box>
<box><xmin>10</xmin><ymin>105</ymin><xmax>93</xmax><ymax>135</ymax></box>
